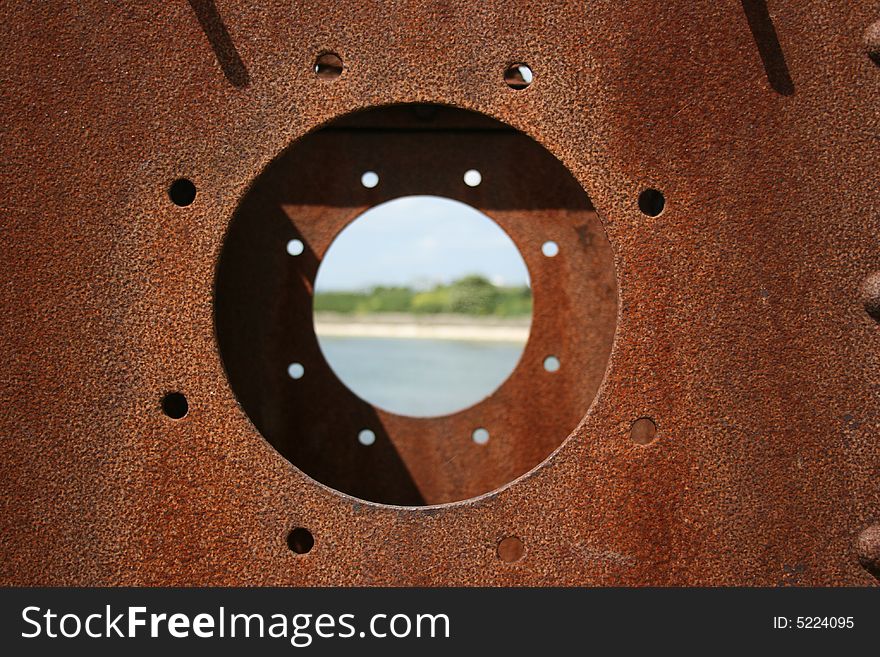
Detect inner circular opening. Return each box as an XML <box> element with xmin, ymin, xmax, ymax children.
<box><xmin>313</xmin><ymin>196</ymin><xmax>531</xmax><ymax>418</ymax></box>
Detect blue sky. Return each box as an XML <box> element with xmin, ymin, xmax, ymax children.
<box><xmin>314</xmin><ymin>196</ymin><xmax>531</xmax><ymax>292</ymax></box>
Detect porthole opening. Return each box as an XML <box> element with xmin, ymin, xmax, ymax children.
<box><xmin>214</xmin><ymin>104</ymin><xmax>618</xmax><ymax>506</ymax></box>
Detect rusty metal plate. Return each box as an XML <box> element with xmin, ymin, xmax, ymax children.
<box><xmin>1</xmin><ymin>1</ymin><xmax>879</xmax><ymax>586</ymax></box>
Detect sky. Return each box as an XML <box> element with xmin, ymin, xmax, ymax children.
<box><xmin>314</xmin><ymin>196</ymin><xmax>531</xmax><ymax>292</ymax></box>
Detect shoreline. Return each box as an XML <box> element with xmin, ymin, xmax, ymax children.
<box><xmin>313</xmin><ymin>312</ymin><xmax>530</xmax><ymax>342</ymax></box>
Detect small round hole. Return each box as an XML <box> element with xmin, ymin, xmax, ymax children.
<box><xmin>630</xmin><ymin>417</ymin><xmax>658</xmax><ymax>445</ymax></box>
<box><xmin>168</xmin><ymin>179</ymin><xmax>196</xmax><ymax>207</ymax></box>
<box><xmin>287</xmin><ymin>362</ymin><xmax>305</xmax><ymax>380</ymax></box>
<box><xmin>314</xmin><ymin>52</ymin><xmax>343</xmax><ymax>80</ymax></box>
<box><xmin>497</xmin><ymin>536</ymin><xmax>525</xmax><ymax>562</ymax></box>
<box><xmin>504</xmin><ymin>63</ymin><xmax>533</xmax><ymax>90</ymax></box>
<box><xmin>161</xmin><ymin>392</ymin><xmax>188</xmax><ymax>419</ymax></box>
<box><xmin>541</xmin><ymin>241</ymin><xmax>559</xmax><ymax>257</ymax></box>
<box><xmin>358</xmin><ymin>429</ymin><xmax>376</xmax><ymax>446</ymax></box>
<box><xmin>463</xmin><ymin>169</ymin><xmax>482</xmax><ymax>187</ymax></box>
<box><xmin>287</xmin><ymin>527</ymin><xmax>314</xmax><ymax>554</ymax></box>
<box><xmin>360</xmin><ymin>171</ymin><xmax>379</xmax><ymax>188</ymax></box>
<box><xmin>638</xmin><ymin>189</ymin><xmax>665</xmax><ymax>217</ymax></box>
<box><xmin>286</xmin><ymin>239</ymin><xmax>304</xmax><ymax>256</ymax></box>
<box><xmin>472</xmin><ymin>427</ymin><xmax>490</xmax><ymax>445</ymax></box>
<box><xmin>543</xmin><ymin>356</ymin><xmax>560</xmax><ymax>372</ymax></box>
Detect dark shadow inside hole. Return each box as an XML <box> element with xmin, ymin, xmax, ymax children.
<box><xmin>169</xmin><ymin>179</ymin><xmax>197</xmax><ymax>207</ymax></box>
<box><xmin>215</xmin><ymin>183</ymin><xmax>427</xmax><ymax>506</ymax></box>
<box><xmin>638</xmin><ymin>189</ymin><xmax>665</xmax><ymax>217</ymax></box>
<box><xmin>287</xmin><ymin>527</ymin><xmax>314</xmax><ymax>554</ymax></box>
<box><xmin>315</xmin><ymin>52</ymin><xmax>343</xmax><ymax>79</ymax></box>
<box><xmin>162</xmin><ymin>392</ymin><xmax>189</xmax><ymax>419</ymax></box>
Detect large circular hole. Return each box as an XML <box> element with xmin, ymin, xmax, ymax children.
<box><xmin>214</xmin><ymin>104</ymin><xmax>618</xmax><ymax>506</ymax></box>
<box><xmin>313</xmin><ymin>196</ymin><xmax>531</xmax><ymax>418</ymax></box>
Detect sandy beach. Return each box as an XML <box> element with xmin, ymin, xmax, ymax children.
<box><xmin>313</xmin><ymin>312</ymin><xmax>530</xmax><ymax>342</ymax></box>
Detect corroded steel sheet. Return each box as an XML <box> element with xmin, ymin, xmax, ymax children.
<box><xmin>1</xmin><ymin>1</ymin><xmax>878</xmax><ymax>586</ymax></box>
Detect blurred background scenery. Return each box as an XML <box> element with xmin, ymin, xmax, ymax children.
<box><xmin>312</xmin><ymin>195</ymin><xmax>532</xmax><ymax>417</ymax></box>
<box><xmin>314</xmin><ymin>274</ymin><xmax>531</xmax><ymax>317</ymax></box>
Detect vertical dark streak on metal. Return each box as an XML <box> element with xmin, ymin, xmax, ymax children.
<box><xmin>187</xmin><ymin>0</ymin><xmax>250</xmax><ymax>88</ymax></box>
<box><xmin>740</xmin><ymin>0</ymin><xmax>794</xmax><ymax>96</ymax></box>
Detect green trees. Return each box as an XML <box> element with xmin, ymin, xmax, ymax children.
<box><xmin>448</xmin><ymin>275</ymin><xmax>500</xmax><ymax>315</ymax></box>
<box><xmin>313</xmin><ymin>275</ymin><xmax>531</xmax><ymax>317</ymax></box>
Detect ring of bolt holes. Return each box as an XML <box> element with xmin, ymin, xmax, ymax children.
<box><xmin>162</xmin><ymin>57</ymin><xmax>671</xmax><ymax>557</ymax></box>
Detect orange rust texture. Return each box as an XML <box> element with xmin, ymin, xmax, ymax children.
<box><xmin>0</xmin><ymin>1</ymin><xmax>878</xmax><ymax>585</ymax></box>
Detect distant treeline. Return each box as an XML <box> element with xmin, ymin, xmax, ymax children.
<box><xmin>314</xmin><ymin>275</ymin><xmax>532</xmax><ymax>316</ymax></box>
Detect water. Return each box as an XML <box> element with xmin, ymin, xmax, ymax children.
<box><xmin>316</xmin><ymin>336</ymin><xmax>525</xmax><ymax>417</ymax></box>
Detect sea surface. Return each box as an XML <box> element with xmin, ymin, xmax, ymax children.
<box><xmin>316</xmin><ymin>335</ymin><xmax>525</xmax><ymax>417</ymax></box>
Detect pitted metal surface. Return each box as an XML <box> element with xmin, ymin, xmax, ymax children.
<box><xmin>1</xmin><ymin>1</ymin><xmax>878</xmax><ymax>585</ymax></box>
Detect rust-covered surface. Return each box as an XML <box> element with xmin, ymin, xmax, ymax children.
<box><xmin>1</xmin><ymin>0</ymin><xmax>878</xmax><ymax>585</ymax></box>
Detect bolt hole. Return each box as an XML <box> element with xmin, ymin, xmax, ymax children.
<box><xmin>638</xmin><ymin>189</ymin><xmax>665</xmax><ymax>217</ymax></box>
<box><xmin>286</xmin><ymin>239</ymin><xmax>304</xmax><ymax>256</ymax></box>
<box><xmin>314</xmin><ymin>52</ymin><xmax>343</xmax><ymax>80</ymax></box>
<box><xmin>497</xmin><ymin>536</ymin><xmax>525</xmax><ymax>562</ymax></box>
<box><xmin>630</xmin><ymin>417</ymin><xmax>657</xmax><ymax>445</ymax></box>
<box><xmin>861</xmin><ymin>272</ymin><xmax>880</xmax><ymax>322</ymax></box>
<box><xmin>168</xmin><ymin>179</ymin><xmax>196</xmax><ymax>207</ymax></box>
<box><xmin>287</xmin><ymin>527</ymin><xmax>314</xmax><ymax>554</ymax></box>
<box><xmin>463</xmin><ymin>169</ymin><xmax>482</xmax><ymax>187</ymax></box>
<box><xmin>472</xmin><ymin>427</ymin><xmax>490</xmax><ymax>445</ymax></box>
<box><xmin>543</xmin><ymin>356</ymin><xmax>560</xmax><ymax>372</ymax></box>
<box><xmin>360</xmin><ymin>171</ymin><xmax>379</xmax><ymax>189</ymax></box>
<box><xmin>358</xmin><ymin>429</ymin><xmax>376</xmax><ymax>446</ymax></box>
<box><xmin>541</xmin><ymin>241</ymin><xmax>559</xmax><ymax>257</ymax></box>
<box><xmin>504</xmin><ymin>63</ymin><xmax>533</xmax><ymax>90</ymax></box>
<box><xmin>287</xmin><ymin>363</ymin><xmax>305</xmax><ymax>380</ymax></box>
<box><xmin>161</xmin><ymin>392</ymin><xmax>188</xmax><ymax>419</ymax></box>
